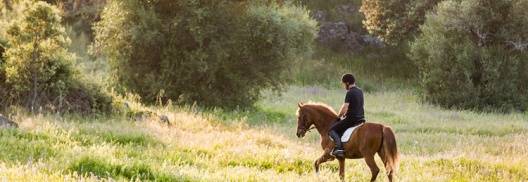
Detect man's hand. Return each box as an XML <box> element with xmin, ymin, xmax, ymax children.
<box><xmin>338</xmin><ymin>103</ymin><xmax>349</xmax><ymax>118</ymax></box>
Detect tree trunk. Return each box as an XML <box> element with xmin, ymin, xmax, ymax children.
<box><xmin>3</xmin><ymin>0</ymin><xmax>12</xmax><ymax>10</ymax></box>
<box><xmin>30</xmin><ymin>37</ymin><xmax>40</xmax><ymax>113</ymax></box>
<box><xmin>73</xmin><ymin>0</ymin><xmax>82</xmax><ymax>12</ymax></box>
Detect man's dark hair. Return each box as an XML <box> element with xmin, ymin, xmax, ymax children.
<box><xmin>341</xmin><ymin>73</ymin><xmax>355</xmax><ymax>85</ymax></box>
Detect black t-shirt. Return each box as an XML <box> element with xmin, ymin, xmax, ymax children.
<box><xmin>344</xmin><ymin>86</ymin><xmax>365</xmax><ymax>122</ymax></box>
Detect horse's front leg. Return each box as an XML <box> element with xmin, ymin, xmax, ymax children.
<box><xmin>314</xmin><ymin>152</ymin><xmax>334</xmax><ymax>173</ymax></box>
<box><xmin>338</xmin><ymin>158</ymin><xmax>345</xmax><ymax>181</ymax></box>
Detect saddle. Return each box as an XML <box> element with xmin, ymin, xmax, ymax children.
<box><xmin>340</xmin><ymin>123</ymin><xmax>364</xmax><ymax>142</ymax></box>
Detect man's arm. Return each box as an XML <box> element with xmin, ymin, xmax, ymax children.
<box><xmin>338</xmin><ymin>103</ymin><xmax>349</xmax><ymax>118</ymax></box>
<box><xmin>339</xmin><ymin>89</ymin><xmax>354</xmax><ymax>118</ymax></box>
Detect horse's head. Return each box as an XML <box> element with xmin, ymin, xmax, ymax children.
<box><xmin>296</xmin><ymin>102</ymin><xmax>314</xmax><ymax>138</ymax></box>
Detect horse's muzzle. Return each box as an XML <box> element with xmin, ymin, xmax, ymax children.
<box><xmin>296</xmin><ymin>129</ymin><xmax>305</xmax><ymax>138</ymax></box>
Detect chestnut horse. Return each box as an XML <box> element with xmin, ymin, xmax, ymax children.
<box><xmin>295</xmin><ymin>102</ymin><xmax>399</xmax><ymax>181</ymax></box>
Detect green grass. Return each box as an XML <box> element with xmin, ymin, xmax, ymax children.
<box><xmin>72</xmin><ymin>127</ymin><xmax>160</xmax><ymax>146</ymax></box>
<box><xmin>69</xmin><ymin>156</ymin><xmax>182</xmax><ymax>181</ymax></box>
<box><xmin>0</xmin><ymin>86</ymin><xmax>527</xmax><ymax>181</ymax></box>
<box><xmin>0</xmin><ymin>129</ymin><xmax>59</xmax><ymax>162</ymax></box>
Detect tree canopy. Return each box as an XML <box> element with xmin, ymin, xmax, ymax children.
<box><xmin>410</xmin><ymin>0</ymin><xmax>528</xmax><ymax>111</ymax></box>
<box><xmin>361</xmin><ymin>0</ymin><xmax>441</xmax><ymax>44</ymax></box>
<box><xmin>94</xmin><ymin>0</ymin><xmax>317</xmax><ymax>108</ymax></box>
<box><xmin>0</xmin><ymin>1</ymin><xmax>111</xmax><ymax>113</ymax></box>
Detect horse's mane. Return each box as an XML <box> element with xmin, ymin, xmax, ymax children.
<box><xmin>298</xmin><ymin>101</ymin><xmax>338</xmax><ymax>117</ymax></box>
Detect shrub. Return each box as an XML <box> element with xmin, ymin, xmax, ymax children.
<box><xmin>0</xmin><ymin>1</ymin><xmax>112</xmax><ymax>114</ymax></box>
<box><xmin>94</xmin><ymin>0</ymin><xmax>317</xmax><ymax>108</ymax></box>
<box><xmin>1</xmin><ymin>1</ymin><xmax>74</xmax><ymax>112</ymax></box>
<box><xmin>361</xmin><ymin>0</ymin><xmax>442</xmax><ymax>44</ymax></box>
<box><xmin>410</xmin><ymin>0</ymin><xmax>528</xmax><ymax>111</ymax></box>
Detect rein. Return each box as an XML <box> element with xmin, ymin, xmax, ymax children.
<box><xmin>306</xmin><ymin>125</ymin><xmax>316</xmax><ymax>133</ymax></box>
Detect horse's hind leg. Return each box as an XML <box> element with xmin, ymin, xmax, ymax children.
<box><xmin>364</xmin><ymin>154</ymin><xmax>380</xmax><ymax>182</ymax></box>
<box><xmin>378</xmin><ymin>151</ymin><xmax>393</xmax><ymax>182</ymax></box>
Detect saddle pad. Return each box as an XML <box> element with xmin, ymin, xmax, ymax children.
<box><xmin>341</xmin><ymin>123</ymin><xmax>364</xmax><ymax>142</ymax></box>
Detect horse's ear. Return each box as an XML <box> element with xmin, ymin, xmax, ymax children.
<box><xmin>298</xmin><ymin>102</ymin><xmax>304</xmax><ymax>108</ymax></box>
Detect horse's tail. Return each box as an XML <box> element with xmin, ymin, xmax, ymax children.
<box><xmin>381</xmin><ymin>126</ymin><xmax>399</xmax><ymax>175</ymax></box>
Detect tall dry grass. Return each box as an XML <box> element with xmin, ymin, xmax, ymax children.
<box><xmin>1</xmin><ymin>86</ymin><xmax>527</xmax><ymax>181</ymax></box>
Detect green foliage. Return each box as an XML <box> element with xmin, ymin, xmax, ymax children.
<box><xmin>361</xmin><ymin>0</ymin><xmax>442</xmax><ymax>44</ymax></box>
<box><xmin>410</xmin><ymin>0</ymin><xmax>528</xmax><ymax>111</ymax></box>
<box><xmin>59</xmin><ymin>0</ymin><xmax>106</xmax><ymax>38</ymax></box>
<box><xmin>0</xmin><ymin>1</ymin><xmax>112</xmax><ymax>114</ymax></box>
<box><xmin>294</xmin><ymin>0</ymin><xmax>364</xmax><ymax>32</ymax></box>
<box><xmin>94</xmin><ymin>0</ymin><xmax>317</xmax><ymax>108</ymax></box>
<box><xmin>2</xmin><ymin>1</ymin><xmax>75</xmax><ymax>111</ymax></box>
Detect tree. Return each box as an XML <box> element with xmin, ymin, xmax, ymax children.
<box><xmin>2</xmin><ymin>1</ymin><xmax>75</xmax><ymax>112</ymax></box>
<box><xmin>410</xmin><ymin>0</ymin><xmax>528</xmax><ymax>111</ymax></box>
<box><xmin>1</xmin><ymin>1</ymin><xmax>112</xmax><ymax>114</ymax></box>
<box><xmin>94</xmin><ymin>0</ymin><xmax>317</xmax><ymax>108</ymax></box>
<box><xmin>360</xmin><ymin>0</ymin><xmax>442</xmax><ymax>44</ymax></box>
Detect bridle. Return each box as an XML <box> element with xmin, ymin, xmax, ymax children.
<box><xmin>297</xmin><ymin>108</ymin><xmax>316</xmax><ymax>135</ymax></box>
<box><xmin>299</xmin><ymin>121</ymin><xmax>316</xmax><ymax>134</ymax></box>
<box><xmin>306</xmin><ymin>125</ymin><xmax>316</xmax><ymax>132</ymax></box>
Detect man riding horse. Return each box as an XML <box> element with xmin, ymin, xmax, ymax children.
<box><xmin>295</xmin><ymin>74</ymin><xmax>399</xmax><ymax>181</ymax></box>
<box><xmin>330</xmin><ymin>73</ymin><xmax>366</xmax><ymax>158</ymax></box>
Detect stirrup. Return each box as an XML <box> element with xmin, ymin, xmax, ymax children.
<box><xmin>332</xmin><ymin>149</ymin><xmax>345</xmax><ymax>158</ymax></box>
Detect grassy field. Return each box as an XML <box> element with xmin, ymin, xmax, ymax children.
<box><xmin>1</xmin><ymin>85</ymin><xmax>527</xmax><ymax>181</ymax></box>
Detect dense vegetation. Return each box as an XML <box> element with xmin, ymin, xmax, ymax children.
<box><xmin>410</xmin><ymin>0</ymin><xmax>528</xmax><ymax>111</ymax></box>
<box><xmin>0</xmin><ymin>0</ymin><xmax>527</xmax><ymax>181</ymax></box>
<box><xmin>94</xmin><ymin>0</ymin><xmax>316</xmax><ymax>108</ymax></box>
<box><xmin>359</xmin><ymin>0</ymin><xmax>528</xmax><ymax>111</ymax></box>
<box><xmin>2</xmin><ymin>0</ymin><xmax>524</xmax><ymax>111</ymax></box>
<box><xmin>361</xmin><ymin>0</ymin><xmax>441</xmax><ymax>44</ymax></box>
<box><xmin>0</xmin><ymin>1</ymin><xmax>110</xmax><ymax>114</ymax></box>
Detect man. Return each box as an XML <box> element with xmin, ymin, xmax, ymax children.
<box><xmin>329</xmin><ymin>73</ymin><xmax>366</xmax><ymax>158</ymax></box>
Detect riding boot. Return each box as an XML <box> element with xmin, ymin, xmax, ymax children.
<box><xmin>329</xmin><ymin>130</ymin><xmax>345</xmax><ymax>158</ymax></box>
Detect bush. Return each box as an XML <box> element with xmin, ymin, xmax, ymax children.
<box><xmin>0</xmin><ymin>1</ymin><xmax>112</xmax><ymax>114</ymax></box>
<box><xmin>361</xmin><ymin>0</ymin><xmax>442</xmax><ymax>44</ymax></box>
<box><xmin>94</xmin><ymin>0</ymin><xmax>317</xmax><ymax>108</ymax></box>
<box><xmin>410</xmin><ymin>0</ymin><xmax>528</xmax><ymax>111</ymax></box>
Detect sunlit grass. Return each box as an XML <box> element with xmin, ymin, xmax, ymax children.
<box><xmin>0</xmin><ymin>86</ymin><xmax>527</xmax><ymax>181</ymax></box>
